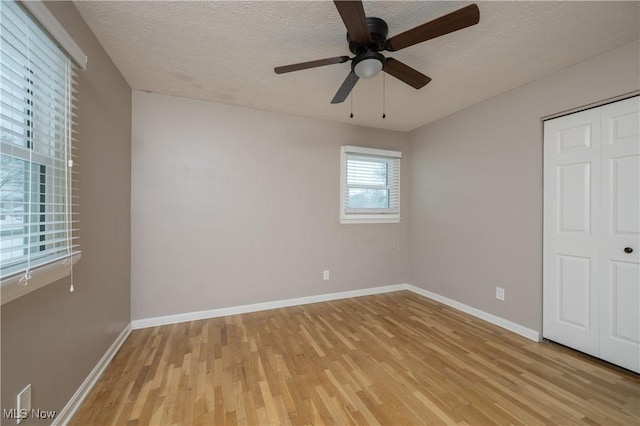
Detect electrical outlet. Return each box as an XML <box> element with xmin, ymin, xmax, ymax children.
<box><xmin>496</xmin><ymin>287</ymin><xmax>505</xmax><ymax>301</ymax></box>
<box><xmin>323</xmin><ymin>270</ymin><xmax>330</xmax><ymax>280</ymax></box>
<box><xmin>17</xmin><ymin>384</ymin><xmax>31</xmax><ymax>424</ymax></box>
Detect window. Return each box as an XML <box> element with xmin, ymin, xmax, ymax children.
<box><xmin>340</xmin><ymin>145</ymin><xmax>401</xmax><ymax>224</ymax></box>
<box><xmin>1</xmin><ymin>0</ymin><xmax>85</xmax><ymax>302</ymax></box>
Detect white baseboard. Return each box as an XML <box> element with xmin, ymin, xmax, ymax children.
<box><xmin>131</xmin><ymin>283</ymin><xmax>539</xmax><ymax>342</ymax></box>
<box><xmin>131</xmin><ymin>284</ymin><xmax>406</xmax><ymax>329</ymax></box>
<box><xmin>405</xmin><ymin>284</ymin><xmax>540</xmax><ymax>342</ymax></box>
<box><xmin>53</xmin><ymin>324</ymin><xmax>132</xmax><ymax>426</ymax></box>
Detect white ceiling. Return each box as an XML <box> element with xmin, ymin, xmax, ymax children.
<box><xmin>73</xmin><ymin>1</ymin><xmax>639</xmax><ymax>132</ymax></box>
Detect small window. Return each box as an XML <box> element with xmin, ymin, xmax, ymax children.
<box><xmin>340</xmin><ymin>145</ymin><xmax>401</xmax><ymax>224</ymax></box>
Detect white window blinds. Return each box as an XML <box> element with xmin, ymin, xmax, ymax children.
<box><xmin>0</xmin><ymin>0</ymin><xmax>80</xmax><ymax>283</ymax></box>
<box><xmin>340</xmin><ymin>145</ymin><xmax>401</xmax><ymax>224</ymax></box>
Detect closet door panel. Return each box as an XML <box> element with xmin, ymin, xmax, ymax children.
<box><xmin>543</xmin><ymin>108</ymin><xmax>601</xmax><ymax>356</ymax></box>
<box><xmin>599</xmin><ymin>97</ymin><xmax>640</xmax><ymax>373</ymax></box>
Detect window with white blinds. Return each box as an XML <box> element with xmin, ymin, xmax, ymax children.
<box><xmin>340</xmin><ymin>145</ymin><xmax>401</xmax><ymax>224</ymax></box>
<box><xmin>0</xmin><ymin>0</ymin><xmax>80</xmax><ymax>286</ymax></box>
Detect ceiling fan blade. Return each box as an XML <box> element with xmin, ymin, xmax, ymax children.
<box><xmin>331</xmin><ymin>71</ymin><xmax>359</xmax><ymax>104</ymax></box>
<box><xmin>333</xmin><ymin>1</ymin><xmax>371</xmax><ymax>45</ymax></box>
<box><xmin>274</xmin><ymin>56</ymin><xmax>350</xmax><ymax>74</ymax></box>
<box><xmin>385</xmin><ymin>4</ymin><xmax>479</xmax><ymax>52</ymax></box>
<box><xmin>383</xmin><ymin>58</ymin><xmax>431</xmax><ymax>89</ymax></box>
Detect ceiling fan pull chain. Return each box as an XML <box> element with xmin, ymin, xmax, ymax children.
<box><xmin>382</xmin><ymin>73</ymin><xmax>386</xmax><ymax>119</ymax></box>
<box><xmin>350</xmin><ymin>92</ymin><xmax>354</xmax><ymax>118</ymax></box>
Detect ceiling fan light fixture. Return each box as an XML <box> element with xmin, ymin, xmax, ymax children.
<box><xmin>354</xmin><ymin>58</ymin><xmax>383</xmax><ymax>78</ymax></box>
<box><xmin>353</xmin><ymin>51</ymin><xmax>385</xmax><ymax>79</ymax></box>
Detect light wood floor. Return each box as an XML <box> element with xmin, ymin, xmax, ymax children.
<box><xmin>71</xmin><ymin>291</ymin><xmax>640</xmax><ymax>425</ymax></box>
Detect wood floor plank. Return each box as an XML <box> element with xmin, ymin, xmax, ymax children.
<box><xmin>71</xmin><ymin>291</ymin><xmax>640</xmax><ymax>425</ymax></box>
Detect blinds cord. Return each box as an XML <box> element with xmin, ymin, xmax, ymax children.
<box><xmin>21</xmin><ymin>20</ymin><xmax>33</xmax><ymax>286</ymax></box>
<box><xmin>65</xmin><ymin>65</ymin><xmax>74</xmax><ymax>293</ymax></box>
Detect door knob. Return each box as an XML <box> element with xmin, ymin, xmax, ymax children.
<box><xmin>624</xmin><ymin>247</ymin><xmax>633</xmax><ymax>253</ymax></box>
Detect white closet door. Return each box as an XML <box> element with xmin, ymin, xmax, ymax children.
<box><xmin>599</xmin><ymin>97</ymin><xmax>640</xmax><ymax>373</ymax></box>
<box><xmin>544</xmin><ymin>96</ymin><xmax>640</xmax><ymax>373</ymax></box>
<box><xmin>543</xmin><ymin>108</ymin><xmax>601</xmax><ymax>357</ymax></box>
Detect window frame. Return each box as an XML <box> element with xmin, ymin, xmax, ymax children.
<box><xmin>340</xmin><ymin>145</ymin><xmax>402</xmax><ymax>224</ymax></box>
<box><xmin>0</xmin><ymin>0</ymin><xmax>84</xmax><ymax>304</ymax></box>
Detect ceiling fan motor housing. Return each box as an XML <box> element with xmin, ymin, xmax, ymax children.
<box><xmin>347</xmin><ymin>17</ymin><xmax>389</xmax><ymax>53</ymax></box>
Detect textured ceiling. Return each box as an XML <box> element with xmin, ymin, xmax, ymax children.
<box><xmin>73</xmin><ymin>1</ymin><xmax>639</xmax><ymax>131</ymax></box>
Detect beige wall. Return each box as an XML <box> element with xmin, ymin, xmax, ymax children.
<box><xmin>132</xmin><ymin>40</ymin><xmax>639</xmax><ymax>327</ymax></box>
<box><xmin>408</xmin><ymin>40</ymin><xmax>640</xmax><ymax>331</ymax></box>
<box><xmin>1</xmin><ymin>2</ymin><xmax>131</xmax><ymax>423</ymax></box>
<box><xmin>131</xmin><ymin>91</ymin><xmax>410</xmax><ymax>320</ymax></box>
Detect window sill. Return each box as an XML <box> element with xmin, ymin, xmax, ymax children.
<box><xmin>340</xmin><ymin>215</ymin><xmax>401</xmax><ymax>224</ymax></box>
<box><xmin>1</xmin><ymin>253</ymin><xmax>81</xmax><ymax>305</ymax></box>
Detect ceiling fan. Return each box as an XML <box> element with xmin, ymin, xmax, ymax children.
<box><xmin>274</xmin><ymin>1</ymin><xmax>480</xmax><ymax>104</ymax></box>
